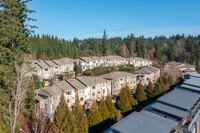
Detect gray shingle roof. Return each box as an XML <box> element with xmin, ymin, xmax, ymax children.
<box><xmin>35</xmin><ymin>84</ymin><xmax>63</xmax><ymax>97</ymax></box>
<box><xmin>44</xmin><ymin>60</ymin><xmax>58</xmax><ymax>67</ymax></box>
<box><xmin>79</xmin><ymin>56</ymin><xmax>100</xmax><ymax>62</ymax></box>
<box><xmin>178</xmin><ymin>64</ymin><xmax>195</xmax><ymax>69</ymax></box>
<box><xmin>111</xmin><ymin>110</ymin><xmax>176</xmax><ymax>133</ymax></box>
<box><xmin>136</xmin><ymin>68</ymin><xmax>153</xmax><ymax>74</ymax></box>
<box><xmin>35</xmin><ymin>60</ymin><xmax>50</xmax><ymax>69</ymax></box>
<box><xmin>59</xmin><ymin>57</ymin><xmax>75</xmax><ymax>64</ymax></box>
<box><xmin>55</xmin><ymin>80</ymin><xmax>74</xmax><ymax>92</ymax></box>
<box><xmin>53</xmin><ymin>60</ymin><xmax>64</xmax><ymax>65</ymax></box>
<box><xmin>76</xmin><ymin>76</ymin><xmax>108</xmax><ymax>86</ymax></box>
<box><xmin>157</xmin><ymin>88</ymin><xmax>200</xmax><ymax>110</ymax></box>
<box><xmin>66</xmin><ymin>78</ymin><xmax>87</xmax><ymax>90</ymax></box>
<box><xmin>100</xmin><ymin>71</ymin><xmax>135</xmax><ymax>80</ymax></box>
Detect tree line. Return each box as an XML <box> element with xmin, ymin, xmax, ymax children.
<box><xmin>30</xmin><ymin>32</ymin><xmax>200</xmax><ymax>72</ymax></box>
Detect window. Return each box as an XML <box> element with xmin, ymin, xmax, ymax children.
<box><xmin>56</xmin><ymin>96</ymin><xmax>59</xmax><ymax>100</ymax></box>
<box><xmin>66</xmin><ymin>91</ymin><xmax>71</xmax><ymax>96</ymax></box>
<box><xmin>121</xmin><ymin>83</ymin><xmax>123</xmax><ymax>86</ymax></box>
<box><xmin>97</xmin><ymin>84</ymin><xmax>101</xmax><ymax>88</ymax></box>
<box><xmin>44</xmin><ymin>68</ymin><xmax>48</xmax><ymax>71</ymax></box>
<box><xmin>67</xmin><ymin>99</ymin><xmax>71</xmax><ymax>103</ymax></box>
<box><xmin>80</xmin><ymin>97</ymin><xmax>84</xmax><ymax>101</ymax></box>
<box><xmin>92</xmin><ymin>93</ymin><xmax>95</xmax><ymax>97</ymax></box>
<box><xmin>120</xmin><ymin>78</ymin><xmax>123</xmax><ymax>81</ymax></box>
<box><xmin>87</xmin><ymin>62</ymin><xmax>89</xmax><ymax>64</ymax></box>
<box><xmin>53</xmin><ymin>96</ymin><xmax>56</xmax><ymax>101</ymax></box>
<box><xmin>55</xmin><ymin>67</ymin><xmax>58</xmax><ymax>69</ymax></box>
<box><xmin>92</xmin><ymin>86</ymin><xmax>96</xmax><ymax>90</ymax></box>
<box><xmin>79</xmin><ymin>89</ymin><xmax>84</xmax><ymax>94</ymax></box>
<box><xmin>98</xmin><ymin>90</ymin><xmax>101</xmax><ymax>94</ymax></box>
<box><xmin>103</xmin><ymin>83</ymin><xmax>106</xmax><ymax>87</ymax></box>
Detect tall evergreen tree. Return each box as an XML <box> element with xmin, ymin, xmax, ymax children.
<box><xmin>105</xmin><ymin>95</ymin><xmax>118</xmax><ymax>119</ymax></box>
<box><xmin>154</xmin><ymin>82</ymin><xmax>164</xmax><ymax>95</ymax></box>
<box><xmin>24</xmin><ymin>81</ymin><xmax>35</xmax><ymax>117</ymax></box>
<box><xmin>124</xmin><ymin>86</ymin><xmax>137</xmax><ymax>106</ymax></box>
<box><xmin>102</xmin><ymin>30</ymin><xmax>109</xmax><ymax>56</ymax></box>
<box><xmin>88</xmin><ymin>101</ymin><xmax>102</xmax><ymax>127</ymax></box>
<box><xmin>99</xmin><ymin>99</ymin><xmax>111</xmax><ymax>121</ymax></box>
<box><xmin>75</xmin><ymin>61</ymin><xmax>82</xmax><ymax>75</ymax></box>
<box><xmin>159</xmin><ymin>76</ymin><xmax>165</xmax><ymax>91</ymax></box>
<box><xmin>52</xmin><ymin>94</ymin><xmax>68</xmax><ymax>132</ymax></box>
<box><xmin>146</xmin><ymin>81</ymin><xmax>154</xmax><ymax>97</ymax></box>
<box><xmin>117</xmin><ymin>87</ymin><xmax>132</xmax><ymax>113</ymax></box>
<box><xmin>135</xmin><ymin>82</ymin><xmax>147</xmax><ymax>102</ymax></box>
<box><xmin>73</xmin><ymin>96</ymin><xmax>88</xmax><ymax>133</ymax></box>
<box><xmin>0</xmin><ymin>0</ymin><xmax>36</xmax><ymax>132</ymax></box>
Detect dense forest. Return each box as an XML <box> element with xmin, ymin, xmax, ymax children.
<box><xmin>30</xmin><ymin>31</ymin><xmax>200</xmax><ymax>72</ymax></box>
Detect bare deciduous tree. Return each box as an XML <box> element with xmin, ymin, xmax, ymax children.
<box><xmin>9</xmin><ymin>61</ymin><xmax>33</xmax><ymax>133</ymax></box>
<box><xmin>25</xmin><ymin>115</ymin><xmax>51</xmax><ymax>133</ymax></box>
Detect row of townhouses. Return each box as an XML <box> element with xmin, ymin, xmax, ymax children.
<box><xmin>31</xmin><ymin>56</ymin><xmax>153</xmax><ymax>83</ymax></box>
<box><xmin>31</xmin><ymin>58</ymin><xmax>75</xmax><ymax>82</ymax></box>
<box><xmin>164</xmin><ymin>61</ymin><xmax>197</xmax><ymax>77</ymax></box>
<box><xmin>35</xmin><ymin>68</ymin><xmax>160</xmax><ymax>119</ymax></box>
<box><xmin>79</xmin><ymin>56</ymin><xmax>152</xmax><ymax>71</ymax></box>
<box><xmin>111</xmin><ymin>72</ymin><xmax>200</xmax><ymax>133</ymax></box>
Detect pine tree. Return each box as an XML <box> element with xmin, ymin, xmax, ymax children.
<box><xmin>61</xmin><ymin>110</ymin><xmax>78</xmax><ymax>133</ymax></box>
<box><xmin>154</xmin><ymin>82</ymin><xmax>164</xmax><ymax>95</ymax></box>
<box><xmin>75</xmin><ymin>61</ymin><xmax>82</xmax><ymax>75</ymax></box>
<box><xmin>52</xmin><ymin>94</ymin><xmax>68</xmax><ymax>132</ymax></box>
<box><xmin>99</xmin><ymin>99</ymin><xmax>111</xmax><ymax>121</ymax></box>
<box><xmin>33</xmin><ymin>75</ymin><xmax>41</xmax><ymax>90</ymax></box>
<box><xmin>117</xmin><ymin>87</ymin><xmax>132</xmax><ymax>113</ymax></box>
<box><xmin>124</xmin><ymin>86</ymin><xmax>137</xmax><ymax>106</ymax></box>
<box><xmin>73</xmin><ymin>96</ymin><xmax>88</xmax><ymax>133</ymax></box>
<box><xmin>159</xmin><ymin>76</ymin><xmax>165</xmax><ymax>90</ymax></box>
<box><xmin>105</xmin><ymin>95</ymin><xmax>118</xmax><ymax>119</ymax></box>
<box><xmin>102</xmin><ymin>30</ymin><xmax>109</xmax><ymax>56</ymax></box>
<box><xmin>24</xmin><ymin>81</ymin><xmax>36</xmax><ymax>117</ymax></box>
<box><xmin>88</xmin><ymin>101</ymin><xmax>102</xmax><ymax>127</ymax></box>
<box><xmin>146</xmin><ymin>81</ymin><xmax>155</xmax><ymax>97</ymax></box>
<box><xmin>0</xmin><ymin>0</ymin><xmax>36</xmax><ymax>132</ymax></box>
<box><xmin>135</xmin><ymin>82</ymin><xmax>147</xmax><ymax>102</ymax></box>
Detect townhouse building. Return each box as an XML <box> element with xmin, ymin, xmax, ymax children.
<box><xmin>35</xmin><ymin>81</ymin><xmax>75</xmax><ymax>118</ymax></box>
<box><xmin>128</xmin><ymin>57</ymin><xmax>153</xmax><ymax>68</ymax></box>
<box><xmin>32</xmin><ymin>60</ymin><xmax>52</xmax><ymax>82</ymax></box>
<box><xmin>100</xmin><ymin>71</ymin><xmax>137</xmax><ymax>95</ymax></box>
<box><xmin>135</xmin><ymin>66</ymin><xmax>160</xmax><ymax>86</ymax></box>
<box><xmin>31</xmin><ymin>58</ymin><xmax>75</xmax><ymax>84</ymax></box>
<box><xmin>35</xmin><ymin>76</ymin><xmax>112</xmax><ymax>118</ymax></box>
<box><xmin>111</xmin><ymin>73</ymin><xmax>200</xmax><ymax>133</ymax></box>
<box><xmin>164</xmin><ymin>61</ymin><xmax>197</xmax><ymax>77</ymax></box>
